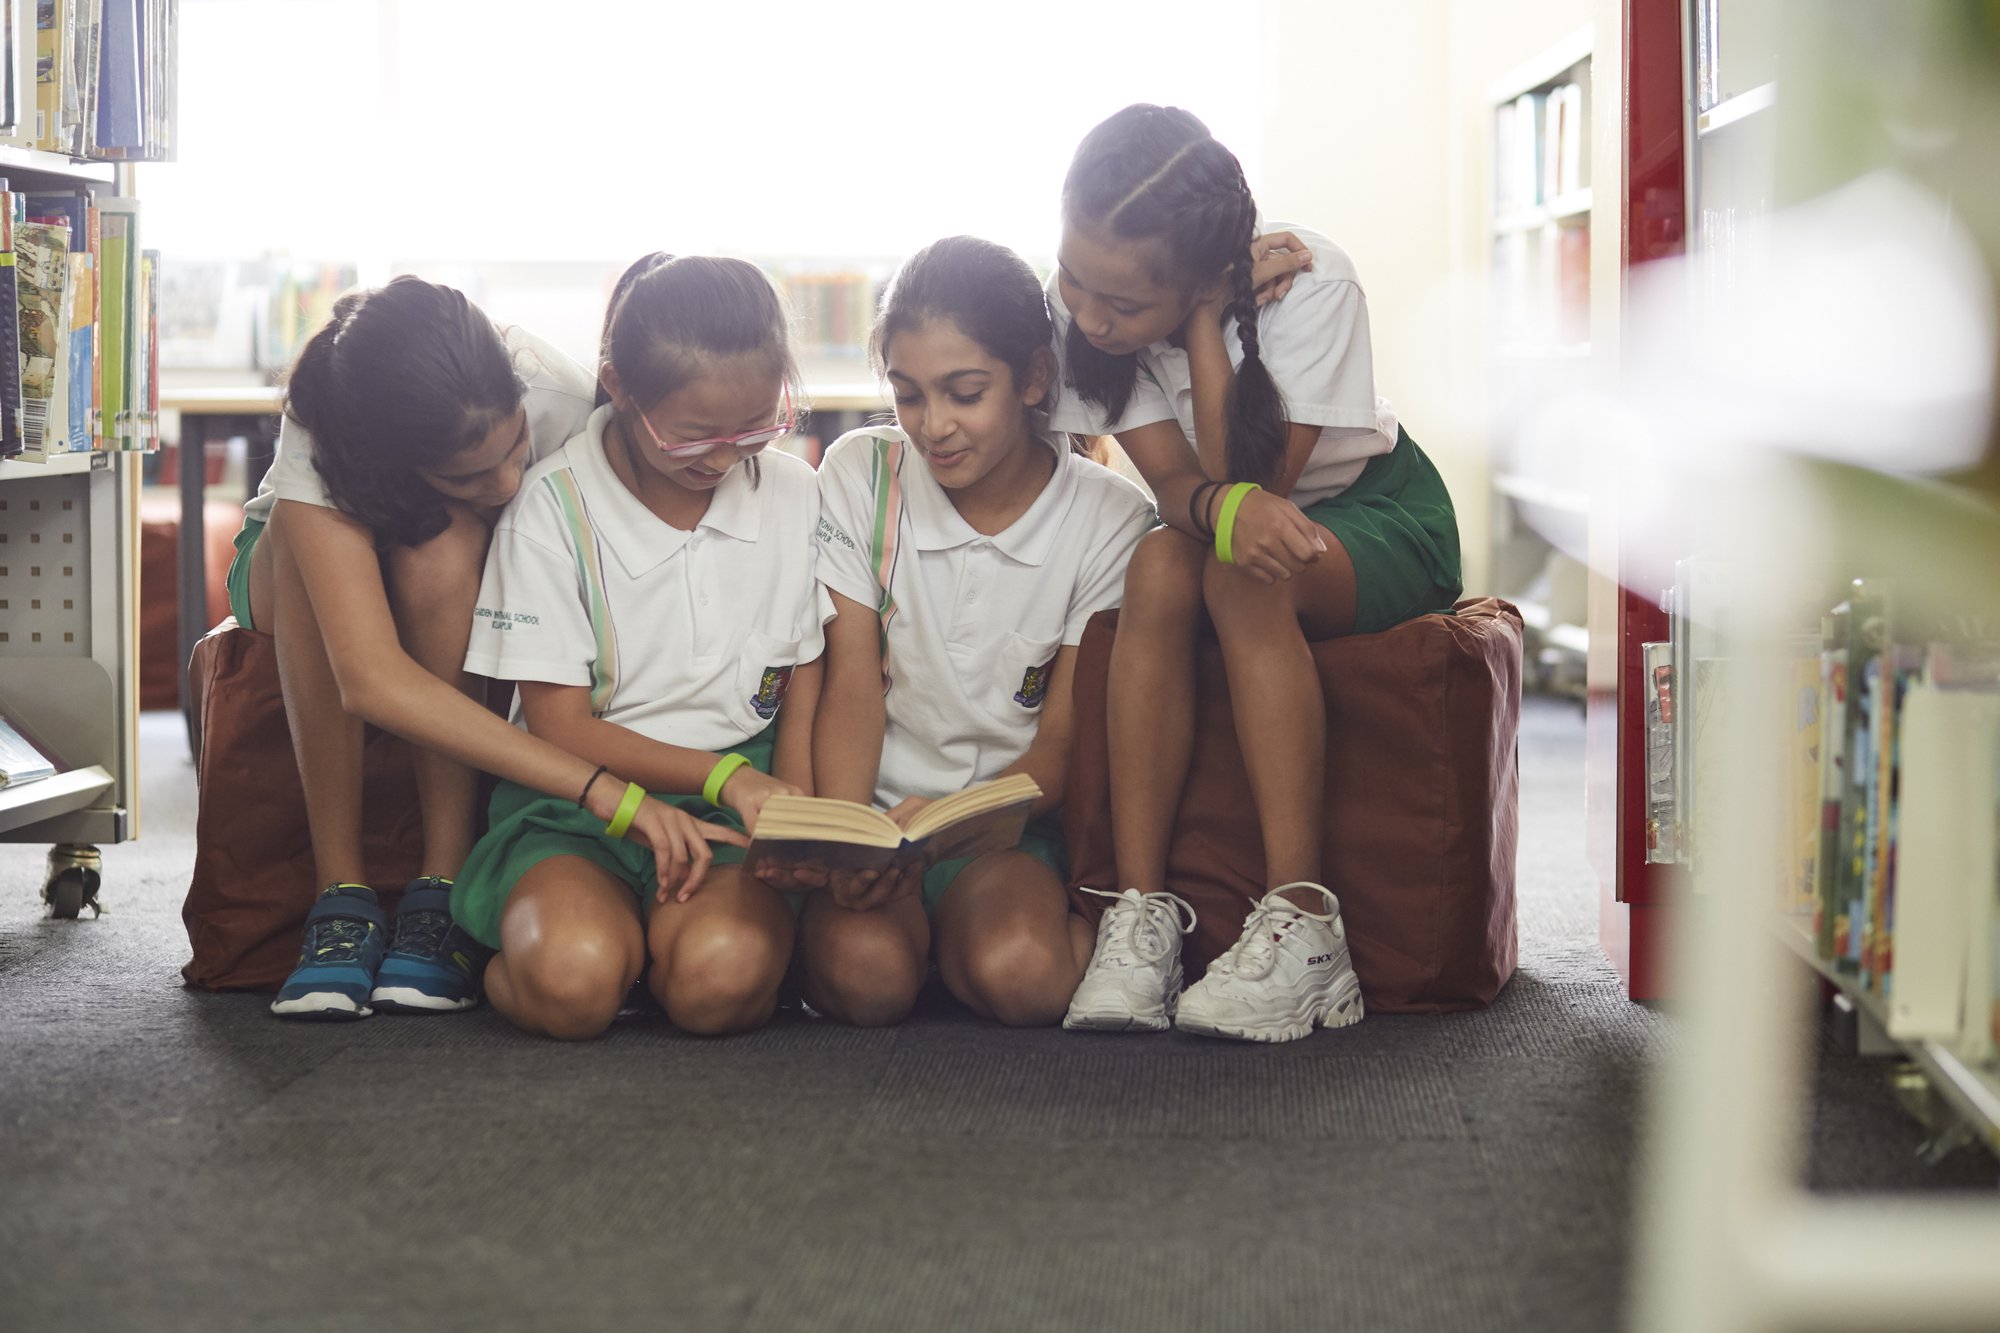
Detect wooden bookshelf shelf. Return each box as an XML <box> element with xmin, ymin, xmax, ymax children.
<box><xmin>1697</xmin><ymin>81</ymin><xmax>1777</xmax><ymax>136</ymax></box>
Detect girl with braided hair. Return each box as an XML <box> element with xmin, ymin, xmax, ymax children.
<box><xmin>1051</xmin><ymin>104</ymin><xmax>1462</xmax><ymax>1042</ymax></box>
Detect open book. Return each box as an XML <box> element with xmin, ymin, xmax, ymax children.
<box><xmin>746</xmin><ymin>774</ymin><xmax>1041</xmax><ymax>876</ymax></box>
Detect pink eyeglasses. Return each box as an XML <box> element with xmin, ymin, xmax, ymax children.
<box><xmin>635</xmin><ymin>385</ymin><xmax>795</xmax><ymax>459</ymax></box>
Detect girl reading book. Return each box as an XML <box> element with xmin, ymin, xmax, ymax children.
<box><xmin>1050</xmin><ymin>104</ymin><xmax>1462</xmax><ymax>1042</ymax></box>
<box><xmin>449</xmin><ymin>254</ymin><xmax>826</xmax><ymax>1041</ymax></box>
<box><xmin>218</xmin><ymin>277</ymin><xmax>739</xmax><ymax>1021</ymax></box>
<box><xmin>795</xmin><ymin>236</ymin><xmax>1156</xmax><ymax>1027</ymax></box>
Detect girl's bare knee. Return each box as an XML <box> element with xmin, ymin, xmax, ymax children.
<box><xmin>655</xmin><ymin>917</ymin><xmax>789</xmax><ymax>1035</ymax></box>
<box><xmin>959</xmin><ymin>928</ymin><xmax>1075</xmax><ymax>1028</ymax></box>
<box><xmin>1124</xmin><ymin>526</ymin><xmax>1205</xmax><ymax>614</ymax></box>
<box><xmin>388</xmin><ymin>505</ymin><xmax>488</xmax><ymax>617</ymax></box>
<box><xmin>504</xmin><ymin>939</ymin><xmax>632</xmax><ymax>1040</ymax></box>
<box><xmin>809</xmin><ymin>927</ymin><xmax>925</xmax><ymax>1028</ymax></box>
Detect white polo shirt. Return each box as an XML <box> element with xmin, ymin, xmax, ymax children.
<box><xmin>1047</xmin><ymin>222</ymin><xmax>1400</xmax><ymax>508</ymax></box>
<box><xmin>245</xmin><ymin>324</ymin><xmax>596</xmax><ymax>525</ymax></box>
<box><xmin>466</xmin><ymin>404</ymin><xmax>830</xmax><ymax>753</ymax></box>
<box><xmin>815</xmin><ymin>425</ymin><xmax>1155</xmax><ymax>808</ymax></box>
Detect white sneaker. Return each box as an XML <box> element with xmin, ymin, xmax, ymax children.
<box><xmin>1174</xmin><ymin>883</ymin><xmax>1364</xmax><ymax>1042</ymax></box>
<box><xmin>1062</xmin><ymin>887</ymin><xmax>1197</xmax><ymax>1032</ymax></box>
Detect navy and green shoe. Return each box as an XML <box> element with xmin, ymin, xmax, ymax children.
<box><xmin>271</xmin><ymin>884</ymin><xmax>387</xmax><ymax>1020</ymax></box>
<box><xmin>370</xmin><ymin>878</ymin><xmax>488</xmax><ymax>1015</ymax></box>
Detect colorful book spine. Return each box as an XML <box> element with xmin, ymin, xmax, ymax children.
<box><xmin>0</xmin><ymin>181</ymin><xmax>20</xmax><ymax>458</ymax></box>
<box><xmin>61</xmin><ymin>241</ymin><xmax>90</xmax><ymax>451</ymax></box>
<box><xmin>1815</xmin><ymin>608</ymin><xmax>1849</xmax><ymax>960</ymax></box>
<box><xmin>14</xmin><ymin>218</ymin><xmax>69</xmax><ymax>454</ymax></box>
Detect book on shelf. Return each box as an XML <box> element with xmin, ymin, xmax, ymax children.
<box><xmin>0</xmin><ymin>710</ymin><xmax>57</xmax><ymax>787</ymax></box>
<box><xmin>1643</xmin><ymin>641</ymin><xmax>1679</xmax><ymax>864</ymax></box>
<box><xmin>1</xmin><ymin>0</ymin><xmax>26</xmax><ymax>140</ymax></box>
<box><xmin>0</xmin><ymin>182</ymin><xmax>21</xmax><ymax>457</ymax></box>
<box><xmin>23</xmin><ymin>189</ymin><xmax>94</xmax><ymax>453</ymax></box>
<box><xmin>1814</xmin><ymin>605</ymin><xmax>1849</xmax><ymax>958</ymax></box>
<box><xmin>1833</xmin><ymin>581</ymin><xmax>1890</xmax><ymax>973</ymax></box>
<box><xmin>1782</xmin><ymin>647</ymin><xmax>1821</xmax><ymax>917</ymax></box>
<box><xmin>24</xmin><ymin>0</ymin><xmax>172</xmax><ymax>160</ymax></box>
<box><xmin>14</xmin><ymin>217</ymin><xmax>69</xmax><ymax>455</ymax></box>
<box><xmin>745</xmin><ymin>774</ymin><xmax>1040</xmax><ymax>878</ymax></box>
<box><xmin>1493</xmin><ymin>79</ymin><xmax>1587</xmax><ymax>217</ymax></box>
<box><xmin>6</xmin><ymin>190</ymin><xmax>141</xmax><ymax>455</ymax></box>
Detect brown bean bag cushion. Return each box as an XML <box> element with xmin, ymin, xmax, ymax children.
<box><xmin>137</xmin><ymin>498</ymin><xmax>242</xmax><ymax>711</ymax></box>
<box><xmin>181</xmin><ymin>618</ymin><xmax>426</xmax><ymax>991</ymax></box>
<box><xmin>1063</xmin><ymin>597</ymin><xmax>1522</xmax><ymax>1014</ymax></box>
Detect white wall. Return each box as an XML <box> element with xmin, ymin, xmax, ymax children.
<box><xmin>1256</xmin><ymin>0</ymin><xmax>1597</xmax><ymax>597</ymax></box>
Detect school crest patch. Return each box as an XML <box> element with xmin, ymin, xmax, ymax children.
<box><xmin>1013</xmin><ymin>658</ymin><xmax>1056</xmax><ymax>710</ymax></box>
<box><xmin>749</xmin><ymin>664</ymin><xmax>794</xmax><ymax>720</ymax></box>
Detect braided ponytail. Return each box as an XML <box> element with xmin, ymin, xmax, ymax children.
<box><xmin>1222</xmin><ymin>188</ymin><xmax>1288</xmax><ymax>487</ymax></box>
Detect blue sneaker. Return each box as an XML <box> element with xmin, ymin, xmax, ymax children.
<box><xmin>271</xmin><ymin>884</ymin><xmax>387</xmax><ymax>1020</ymax></box>
<box><xmin>370</xmin><ymin>878</ymin><xmax>487</xmax><ymax>1015</ymax></box>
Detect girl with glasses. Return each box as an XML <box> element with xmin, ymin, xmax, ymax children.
<box><xmin>786</xmin><ymin>236</ymin><xmax>1155</xmax><ymax>1027</ymax></box>
<box><xmin>452</xmin><ymin>253</ymin><xmax>828</xmax><ymax>1040</ymax></box>
<box><xmin>207</xmin><ymin>276</ymin><xmax>743</xmax><ymax>1021</ymax></box>
<box><xmin>1050</xmin><ymin>104</ymin><xmax>1462</xmax><ymax>1042</ymax></box>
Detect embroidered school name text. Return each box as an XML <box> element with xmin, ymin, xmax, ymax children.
<box><xmin>474</xmin><ymin>609</ymin><xmax>540</xmax><ymax>631</ymax></box>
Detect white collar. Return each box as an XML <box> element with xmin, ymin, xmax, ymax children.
<box><xmin>571</xmin><ymin>404</ymin><xmax>763</xmax><ymax>579</ymax></box>
<box><xmin>897</xmin><ymin>427</ymin><xmax>1075</xmax><ymax>567</ymax></box>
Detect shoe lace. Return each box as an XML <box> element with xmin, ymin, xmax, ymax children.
<box><xmin>1077</xmin><ymin>886</ymin><xmax>1196</xmax><ymax>965</ymax></box>
<box><xmin>393</xmin><ymin>909</ymin><xmax>452</xmax><ymax>959</ymax></box>
<box><xmin>1210</xmin><ymin>883</ymin><xmax>1337</xmax><ymax>983</ymax></box>
<box><xmin>307</xmin><ymin>916</ymin><xmax>374</xmax><ymax>963</ymax></box>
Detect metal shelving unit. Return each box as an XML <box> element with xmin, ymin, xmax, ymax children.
<box><xmin>0</xmin><ymin>156</ymin><xmax>147</xmax><ymax>917</ymax></box>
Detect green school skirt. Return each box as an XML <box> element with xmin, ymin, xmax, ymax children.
<box><xmin>450</xmin><ymin>727</ymin><xmax>783</xmax><ymax>949</ymax></box>
<box><xmin>1302</xmin><ymin>425</ymin><xmax>1462</xmax><ymax>635</ymax></box>
<box><xmin>225</xmin><ymin>517</ymin><xmax>267</xmax><ymax>631</ymax></box>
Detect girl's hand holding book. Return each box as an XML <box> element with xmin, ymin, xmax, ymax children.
<box><xmin>719</xmin><ymin>768</ymin><xmax>803</xmax><ymax>836</ymax></box>
<box><xmin>827</xmin><ymin>863</ymin><xmax>924</xmax><ymax>913</ymax></box>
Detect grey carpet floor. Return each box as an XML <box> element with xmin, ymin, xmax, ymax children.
<box><xmin>1</xmin><ymin>698</ymin><xmax>1992</xmax><ymax>1333</ymax></box>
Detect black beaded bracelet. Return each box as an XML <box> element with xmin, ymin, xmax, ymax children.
<box><xmin>577</xmin><ymin>764</ymin><xmax>610</xmax><ymax>809</ymax></box>
<box><xmin>1188</xmin><ymin>481</ymin><xmax>1223</xmax><ymax>539</ymax></box>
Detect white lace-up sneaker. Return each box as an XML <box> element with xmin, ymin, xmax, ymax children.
<box><xmin>1174</xmin><ymin>882</ymin><xmax>1364</xmax><ymax>1042</ymax></box>
<box><xmin>1062</xmin><ymin>887</ymin><xmax>1197</xmax><ymax>1032</ymax></box>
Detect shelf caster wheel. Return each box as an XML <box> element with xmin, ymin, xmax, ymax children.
<box><xmin>42</xmin><ymin>845</ymin><xmax>103</xmax><ymax>920</ymax></box>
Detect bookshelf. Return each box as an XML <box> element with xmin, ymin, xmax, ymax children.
<box><xmin>1487</xmin><ymin>26</ymin><xmax>1593</xmax><ymax>698</ymax></box>
<box><xmin>0</xmin><ymin>150</ymin><xmax>148</xmax><ymax>916</ymax></box>
<box><xmin>1</xmin><ymin>0</ymin><xmax>176</xmax><ymax>917</ymax></box>
<box><xmin>1659</xmin><ymin>0</ymin><xmax>2000</xmax><ymax>1146</ymax></box>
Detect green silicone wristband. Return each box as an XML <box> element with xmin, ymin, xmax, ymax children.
<box><xmin>1213</xmin><ymin>483</ymin><xmax>1262</xmax><ymax>565</ymax></box>
<box><xmin>605</xmin><ymin>782</ymin><xmax>646</xmax><ymax>840</ymax></box>
<box><xmin>703</xmin><ymin>752</ymin><xmax>752</xmax><ymax>808</ymax></box>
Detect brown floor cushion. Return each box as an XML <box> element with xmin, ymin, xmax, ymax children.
<box><xmin>1063</xmin><ymin>597</ymin><xmax>1523</xmax><ymax>1015</ymax></box>
<box><xmin>182</xmin><ymin>618</ymin><xmax>426</xmax><ymax>991</ymax></box>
